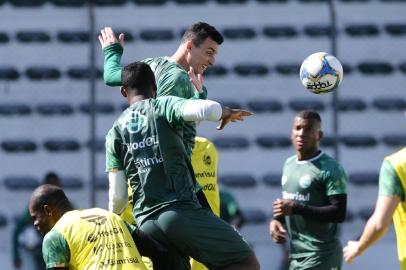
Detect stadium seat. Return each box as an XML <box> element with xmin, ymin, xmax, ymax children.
<box><xmin>79</xmin><ymin>103</ymin><xmax>115</xmax><ymax>114</ymax></box>
<box><xmin>289</xmin><ymin>99</ymin><xmax>325</xmax><ymax>111</ymax></box>
<box><xmin>399</xmin><ymin>62</ymin><xmax>406</xmax><ymax>74</ymax></box>
<box><xmin>204</xmin><ymin>65</ymin><xmax>228</xmax><ymax>77</ymax></box>
<box><xmin>385</xmin><ymin>24</ymin><xmax>406</xmax><ymax>36</ymax></box>
<box><xmin>139</xmin><ymin>29</ymin><xmax>174</xmax><ymax>41</ymax></box>
<box><xmin>57</xmin><ymin>31</ymin><xmax>90</xmax><ymax>43</ymax></box>
<box><xmin>340</xmin><ymin>134</ymin><xmax>378</xmax><ymax>147</ymax></box>
<box><xmin>372</xmin><ymin>98</ymin><xmax>406</xmax><ymax>111</ymax></box>
<box><xmin>263</xmin><ymin>26</ymin><xmax>298</xmax><ymax>38</ymax></box>
<box><xmin>94</xmin><ymin>0</ymin><xmax>127</xmax><ymax>5</ymax></box>
<box><xmin>95</xmin><ymin>176</ymin><xmax>108</xmax><ymax>189</ymax></box>
<box><xmin>86</xmin><ymin>139</ymin><xmax>105</xmax><ymax>152</ymax></box>
<box><xmin>320</xmin><ymin>135</ymin><xmax>338</xmax><ymax>148</ymax></box>
<box><xmin>25</xmin><ymin>66</ymin><xmax>61</xmax><ymax>80</ymax></box>
<box><xmin>241</xmin><ymin>208</ymin><xmax>267</xmax><ymax>224</ymax></box>
<box><xmin>9</xmin><ymin>0</ymin><xmax>45</xmax><ymax>7</ymax></box>
<box><xmin>334</xmin><ymin>98</ymin><xmax>367</xmax><ymax>112</ymax></box>
<box><xmin>16</xmin><ymin>31</ymin><xmax>51</xmax><ymax>43</ymax></box>
<box><xmin>133</xmin><ymin>0</ymin><xmax>167</xmax><ymax>5</ymax></box>
<box><xmin>219</xmin><ymin>174</ymin><xmax>257</xmax><ymax>188</ymax></box>
<box><xmin>303</xmin><ymin>25</ymin><xmax>333</xmax><ymax>37</ymax></box>
<box><xmin>341</xmin><ymin>63</ymin><xmax>354</xmax><ymax>75</ymax></box>
<box><xmin>233</xmin><ymin>63</ymin><xmax>269</xmax><ymax>76</ymax></box>
<box><xmin>357</xmin><ymin>62</ymin><xmax>394</xmax><ymax>75</ymax></box>
<box><xmin>215</xmin><ymin>0</ymin><xmax>248</xmax><ymax>3</ymax></box>
<box><xmin>340</xmin><ymin>0</ymin><xmax>370</xmax><ymax>2</ymax></box>
<box><xmin>274</xmin><ymin>63</ymin><xmax>300</xmax><ymax>75</ymax></box>
<box><xmin>67</xmin><ymin>66</ymin><xmax>103</xmax><ymax>79</ymax></box>
<box><xmin>358</xmin><ymin>206</ymin><xmax>374</xmax><ymax>221</ymax></box>
<box><xmin>217</xmin><ymin>100</ymin><xmax>242</xmax><ymax>109</ymax></box>
<box><xmin>380</xmin><ymin>0</ymin><xmax>406</xmax><ymax>3</ymax></box>
<box><xmin>50</xmin><ymin>0</ymin><xmax>86</xmax><ymax>7</ymax></box>
<box><xmin>43</xmin><ymin>139</ymin><xmax>81</xmax><ymax>152</ymax></box>
<box><xmin>0</xmin><ymin>103</ymin><xmax>31</xmax><ymax>116</ymax></box>
<box><xmin>1</xmin><ymin>140</ymin><xmax>37</xmax><ymax>152</ymax></box>
<box><xmin>0</xmin><ymin>32</ymin><xmax>10</xmax><ymax>44</ymax></box>
<box><xmin>256</xmin><ymin>0</ymin><xmax>288</xmax><ymax>2</ymax></box>
<box><xmin>60</xmin><ymin>177</ymin><xmax>84</xmax><ymax>190</ymax></box>
<box><xmin>349</xmin><ymin>172</ymin><xmax>379</xmax><ymax>186</ymax></box>
<box><xmin>0</xmin><ymin>66</ymin><xmax>20</xmax><ymax>80</ymax></box>
<box><xmin>256</xmin><ymin>135</ymin><xmax>291</xmax><ymax>148</ymax></box>
<box><xmin>113</xmin><ymin>30</ymin><xmax>135</xmax><ymax>42</ymax></box>
<box><xmin>246</xmin><ymin>99</ymin><xmax>283</xmax><ymax>113</ymax></box>
<box><xmin>263</xmin><ymin>173</ymin><xmax>282</xmax><ymax>187</ymax></box>
<box><xmin>381</xmin><ymin>134</ymin><xmax>406</xmax><ymax>147</ymax></box>
<box><xmin>222</xmin><ymin>27</ymin><xmax>257</xmax><ymax>40</ymax></box>
<box><xmin>174</xmin><ymin>0</ymin><xmax>209</xmax><ymax>4</ymax></box>
<box><xmin>4</xmin><ymin>176</ymin><xmax>40</xmax><ymax>190</ymax></box>
<box><xmin>0</xmin><ymin>214</ymin><xmax>7</xmax><ymax>228</ymax></box>
<box><xmin>213</xmin><ymin>136</ymin><xmax>250</xmax><ymax>149</ymax></box>
<box><xmin>36</xmin><ymin>103</ymin><xmax>74</xmax><ymax>116</ymax></box>
<box><xmin>298</xmin><ymin>0</ymin><xmax>328</xmax><ymax>3</ymax></box>
<box><xmin>345</xmin><ymin>24</ymin><xmax>380</xmax><ymax>37</ymax></box>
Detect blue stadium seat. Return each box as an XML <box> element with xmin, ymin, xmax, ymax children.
<box><xmin>335</xmin><ymin>98</ymin><xmax>367</xmax><ymax>112</ymax></box>
<box><xmin>382</xmin><ymin>134</ymin><xmax>406</xmax><ymax>147</ymax></box>
<box><xmin>67</xmin><ymin>66</ymin><xmax>103</xmax><ymax>79</ymax></box>
<box><xmin>256</xmin><ymin>0</ymin><xmax>288</xmax><ymax>2</ymax></box>
<box><xmin>16</xmin><ymin>31</ymin><xmax>51</xmax><ymax>43</ymax></box>
<box><xmin>298</xmin><ymin>0</ymin><xmax>328</xmax><ymax>3</ymax></box>
<box><xmin>133</xmin><ymin>0</ymin><xmax>167</xmax><ymax>5</ymax></box>
<box><xmin>50</xmin><ymin>0</ymin><xmax>86</xmax><ymax>7</ymax></box>
<box><xmin>25</xmin><ymin>66</ymin><xmax>61</xmax><ymax>80</ymax></box>
<box><xmin>217</xmin><ymin>100</ymin><xmax>242</xmax><ymax>109</ymax></box>
<box><xmin>174</xmin><ymin>0</ymin><xmax>209</xmax><ymax>4</ymax></box>
<box><xmin>219</xmin><ymin>174</ymin><xmax>257</xmax><ymax>188</ymax></box>
<box><xmin>139</xmin><ymin>29</ymin><xmax>174</xmax><ymax>41</ymax></box>
<box><xmin>340</xmin><ymin>0</ymin><xmax>370</xmax><ymax>2</ymax></box>
<box><xmin>222</xmin><ymin>27</ymin><xmax>257</xmax><ymax>40</ymax></box>
<box><xmin>342</xmin><ymin>63</ymin><xmax>354</xmax><ymax>75</ymax></box>
<box><xmin>380</xmin><ymin>0</ymin><xmax>406</xmax><ymax>3</ymax></box>
<box><xmin>79</xmin><ymin>103</ymin><xmax>115</xmax><ymax>114</ymax></box>
<box><xmin>9</xmin><ymin>0</ymin><xmax>45</xmax><ymax>7</ymax></box>
<box><xmin>0</xmin><ymin>66</ymin><xmax>20</xmax><ymax>80</ymax></box>
<box><xmin>114</xmin><ymin>30</ymin><xmax>135</xmax><ymax>42</ymax></box>
<box><xmin>256</xmin><ymin>135</ymin><xmax>291</xmax><ymax>148</ymax></box>
<box><xmin>263</xmin><ymin>26</ymin><xmax>298</xmax><ymax>38</ymax></box>
<box><xmin>263</xmin><ymin>173</ymin><xmax>282</xmax><ymax>187</ymax></box>
<box><xmin>213</xmin><ymin>136</ymin><xmax>250</xmax><ymax>149</ymax></box>
<box><xmin>241</xmin><ymin>208</ymin><xmax>267</xmax><ymax>224</ymax></box>
<box><xmin>57</xmin><ymin>31</ymin><xmax>90</xmax><ymax>43</ymax></box>
<box><xmin>94</xmin><ymin>0</ymin><xmax>127</xmax><ymax>5</ymax></box>
<box><xmin>0</xmin><ymin>32</ymin><xmax>10</xmax><ymax>43</ymax></box>
<box><xmin>204</xmin><ymin>65</ymin><xmax>228</xmax><ymax>77</ymax></box>
<box><xmin>345</xmin><ymin>24</ymin><xmax>380</xmax><ymax>37</ymax></box>
<box><xmin>340</xmin><ymin>134</ymin><xmax>378</xmax><ymax>147</ymax></box>
<box><xmin>357</xmin><ymin>62</ymin><xmax>394</xmax><ymax>75</ymax></box>
<box><xmin>289</xmin><ymin>99</ymin><xmax>325</xmax><ymax>111</ymax></box>
<box><xmin>399</xmin><ymin>62</ymin><xmax>406</xmax><ymax>74</ymax></box>
<box><xmin>60</xmin><ymin>177</ymin><xmax>84</xmax><ymax>190</ymax></box>
<box><xmin>95</xmin><ymin>176</ymin><xmax>108</xmax><ymax>190</ymax></box>
<box><xmin>358</xmin><ymin>206</ymin><xmax>374</xmax><ymax>221</ymax></box>
<box><xmin>247</xmin><ymin>99</ymin><xmax>283</xmax><ymax>113</ymax></box>
<box><xmin>274</xmin><ymin>63</ymin><xmax>300</xmax><ymax>75</ymax></box>
<box><xmin>349</xmin><ymin>172</ymin><xmax>379</xmax><ymax>186</ymax></box>
<box><xmin>0</xmin><ymin>213</ymin><xmax>7</xmax><ymax>228</ymax></box>
<box><xmin>36</xmin><ymin>103</ymin><xmax>74</xmax><ymax>116</ymax></box>
<box><xmin>4</xmin><ymin>176</ymin><xmax>40</xmax><ymax>190</ymax></box>
<box><xmin>372</xmin><ymin>98</ymin><xmax>406</xmax><ymax>111</ymax></box>
<box><xmin>233</xmin><ymin>63</ymin><xmax>269</xmax><ymax>76</ymax></box>
<box><xmin>320</xmin><ymin>135</ymin><xmax>337</xmax><ymax>148</ymax></box>
<box><xmin>215</xmin><ymin>0</ymin><xmax>248</xmax><ymax>3</ymax></box>
<box><xmin>385</xmin><ymin>24</ymin><xmax>406</xmax><ymax>36</ymax></box>
<box><xmin>303</xmin><ymin>25</ymin><xmax>333</xmax><ymax>37</ymax></box>
<box><xmin>86</xmin><ymin>139</ymin><xmax>105</xmax><ymax>152</ymax></box>
<box><xmin>0</xmin><ymin>103</ymin><xmax>31</xmax><ymax>116</ymax></box>
<box><xmin>1</xmin><ymin>139</ymin><xmax>37</xmax><ymax>152</ymax></box>
<box><xmin>43</xmin><ymin>139</ymin><xmax>81</xmax><ymax>152</ymax></box>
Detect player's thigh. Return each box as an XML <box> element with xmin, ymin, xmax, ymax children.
<box><xmin>289</xmin><ymin>252</ymin><xmax>342</xmax><ymax>270</ymax></box>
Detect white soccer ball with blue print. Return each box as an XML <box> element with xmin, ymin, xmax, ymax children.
<box><xmin>300</xmin><ymin>52</ymin><xmax>343</xmax><ymax>94</ymax></box>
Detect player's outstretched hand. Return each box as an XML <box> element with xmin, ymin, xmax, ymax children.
<box><xmin>188</xmin><ymin>67</ymin><xmax>204</xmax><ymax>93</ymax></box>
<box><xmin>217</xmin><ymin>108</ymin><xmax>252</xmax><ymax>130</ymax></box>
<box><xmin>269</xmin><ymin>219</ymin><xmax>287</xmax><ymax>244</ymax></box>
<box><xmin>343</xmin><ymin>240</ymin><xmax>361</xmax><ymax>264</ymax></box>
<box><xmin>273</xmin><ymin>198</ymin><xmax>294</xmax><ymax>217</ymax></box>
<box><xmin>98</xmin><ymin>27</ymin><xmax>125</xmax><ymax>49</ymax></box>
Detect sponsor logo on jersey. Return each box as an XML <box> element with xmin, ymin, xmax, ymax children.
<box><xmin>125</xmin><ymin>135</ymin><xmax>159</xmax><ymax>152</ymax></box>
<box><xmin>281</xmin><ymin>175</ymin><xmax>288</xmax><ymax>186</ymax></box>
<box><xmin>134</xmin><ymin>156</ymin><xmax>164</xmax><ymax>173</ymax></box>
<box><xmin>282</xmin><ymin>191</ymin><xmax>310</xmax><ymax>202</ymax></box>
<box><xmin>81</xmin><ymin>215</ymin><xmax>107</xmax><ymax>226</ymax></box>
<box><xmin>202</xmin><ymin>183</ymin><xmax>216</xmax><ymax>191</ymax></box>
<box><xmin>203</xmin><ymin>154</ymin><xmax>211</xmax><ymax>166</ymax></box>
<box><xmin>117</xmin><ymin>109</ymin><xmax>147</xmax><ymax>134</ymax></box>
<box><xmin>195</xmin><ymin>171</ymin><xmax>216</xmax><ymax>179</ymax></box>
<box><xmin>299</xmin><ymin>175</ymin><xmax>312</xmax><ymax>189</ymax></box>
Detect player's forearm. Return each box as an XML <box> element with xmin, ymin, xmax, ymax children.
<box><xmin>181</xmin><ymin>100</ymin><xmax>222</xmax><ymax>122</ymax></box>
<box><xmin>103</xmin><ymin>43</ymin><xmax>123</xmax><ymax>87</ymax></box>
<box><xmin>108</xmin><ymin>170</ymin><xmax>128</xmax><ymax>214</ymax></box>
<box><xmin>357</xmin><ymin>215</ymin><xmax>389</xmax><ymax>256</ymax></box>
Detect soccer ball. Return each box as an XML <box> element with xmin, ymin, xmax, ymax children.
<box><xmin>299</xmin><ymin>52</ymin><xmax>343</xmax><ymax>94</ymax></box>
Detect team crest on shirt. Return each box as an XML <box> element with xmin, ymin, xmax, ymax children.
<box><xmin>127</xmin><ymin>110</ymin><xmax>147</xmax><ymax>134</ymax></box>
<box><xmin>281</xmin><ymin>175</ymin><xmax>288</xmax><ymax>186</ymax></box>
<box><xmin>299</xmin><ymin>175</ymin><xmax>312</xmax><ymax>189</ymax></box>
<box><xmin>203</xmin><ymin>154</ymin><xmax>211</xmax><ymax>166</ymax></box>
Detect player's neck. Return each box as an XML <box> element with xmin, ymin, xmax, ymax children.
<box><xmin>296</xmin><ymin>149</ymin><xmax>321</xmax><ymax>161</ymax></box>
<box><xmin>128</xmin><ymin>95</ymin><xmax>150</xmax><ymax>105</ymax></box>
<box><xmin>170</xmin><ymin>47</ymin><xmax>188</xmax><ymax>71</ymax></box>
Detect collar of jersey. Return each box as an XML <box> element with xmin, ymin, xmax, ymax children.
<box><xmin>295</xmin><ymin>151</ymin><xmax>324</xmax><ymax>164</ymax></box>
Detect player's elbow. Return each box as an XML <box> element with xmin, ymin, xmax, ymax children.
<box><xmin>104</xmin><ymin>75</ymin><xmax>117</xmax><ymax>87</ymax></box>
<box><xmin>109</xmin><ymin>197</ymin><xmax>127</xmax><ymax>214</ymax></box>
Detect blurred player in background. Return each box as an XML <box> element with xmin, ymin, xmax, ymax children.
<box><xmin>343</xmin><ymin>146</ymin><xmax>406</xmax><ymax>269</ymax></box>
<box><xmin>270</xmin><ymin>110</ymin><xmax>347</xmax><ymax>270</ymax></box>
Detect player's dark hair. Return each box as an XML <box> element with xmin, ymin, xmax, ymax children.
<box><xmin>296</xmin><ymin>110</ymin><xmax>322</xmax><ymax>124</ymax></box>
<box><xmin>181</xmin><ymin>22</ymin><xmax>224</xmax><ymax>47</ymax></box>
<box><xmin>121</xmin><ymin>62</ymin><xmax>157</xmax><ymax>96</ymax></box>
<box><xmin>30</xmin><ymin>184</ymin><xmax>72</xmax><ymax>212</ymax></box>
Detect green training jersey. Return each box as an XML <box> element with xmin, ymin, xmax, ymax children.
<box><xmin>281</xmin><ymin>152</ymin><xmax>347</xmax><ymax>259</ymax></box>
<box><xmin>105</xmin><ymin>96</ymin><xmax>199</xmax><ymax>226</ymax></box>
<box><xmin>378</xmin><ymin>159</ymin><xmax>405</xmax><ymax>200</ymax></box>
<box><xmin>103</xmin><ymin>44</ymin><xmax>207</xmax><ymax>157</ymax></box>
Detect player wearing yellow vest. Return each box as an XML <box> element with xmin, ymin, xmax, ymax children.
<box><xmin>28</xmin><ymin>184</ymin><xmax>168</xmax><ymax>270</ymax></box>
<box><xmin>344</xmin><ymin>147</ymin><xmax>406</xmax><ymax>269</ymax></box>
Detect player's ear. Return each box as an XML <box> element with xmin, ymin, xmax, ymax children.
<box><xmin>318</xmin><ymin>130</ymin><xmax>323</xmax><ymax>141</ymax></box>
<box><xmin>120</xmin><ymin>86</ymin><xmax>127</xmax><ymax>98</ymax></box>
<box><xmin>43</xmin><ymin>205</ymin><xmax>52</xmax><ymax>216</ymax></box>
<box><xmin>186</xmin><ymin>40</ymin><xmax>193</xmax><ymax>51</ymax></box>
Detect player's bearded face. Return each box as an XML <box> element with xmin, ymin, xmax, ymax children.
<box><xmin>291</xmin><ymin>118</ymin><xmax>321</xmax><ymax>154</ymax></box>
<box><xmin>189</xmin><ymin>38</ymin><xmax>218</xmax><ymax>74</ymax></box>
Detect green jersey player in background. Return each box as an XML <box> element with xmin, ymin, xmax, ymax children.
<box><xmin>270</xmin><ymin>110</ymin><xmax>347</xmax><ymax>270</ymax></box>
